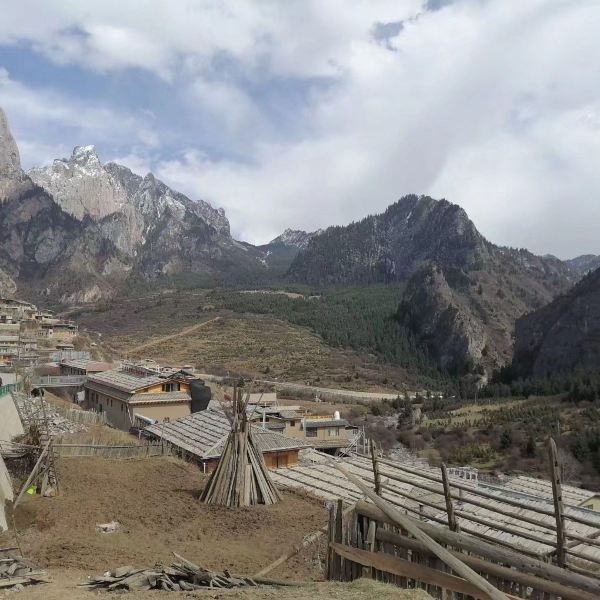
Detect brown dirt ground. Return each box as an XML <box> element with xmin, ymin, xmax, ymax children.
<box><xmin>2</xmin><ymin>456</ymin><xmax>327</xmax><ymax>582</ymax></box>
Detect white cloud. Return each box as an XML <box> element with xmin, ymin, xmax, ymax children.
<box><xmin>1</xmin><ymin>0</ymin><xmax>600</xmax><ymax>256</ymax></box>
<box><xmin>0</xmin><ymin>68</ymin><xmax>160</xmax><ymax>165</ymax></box>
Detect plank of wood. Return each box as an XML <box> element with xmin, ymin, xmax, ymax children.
<box><xmin>331</xmin><ymin>543</ymin><xmax>518</xmax><ymax>600</ymax></box>
<box><xmin>332</xmin><ymin>462</ymin><xmax>509</xmax><ymax>600</ymax></box>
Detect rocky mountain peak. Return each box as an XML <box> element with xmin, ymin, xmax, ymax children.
<box><xmin>71</xmin><ymin>144</ymin><xmax>101</xmax><ymax>168</ymax></box>
<box><xmin>270</xmin><ymin>228</ymin><xmax>323</xmax><ymax>249</ymax></box>
<box><xmin>0</xmin><ymin>108</ymin><xmax>21</xmax><ymax>176</ymax></box>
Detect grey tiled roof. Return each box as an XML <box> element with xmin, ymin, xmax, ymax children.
<box><xmin>86</xmin><ymin>369</ymin><xmax>164</xmax><ymax>393</ymax></box>
<box><xmin>205</xmin><ymin>427</ymin><xmax>309</xmax><ymax>458</ymax></box>
<box><xmin>61</xmin><ymin>359</ymin><xmax>115</xmax><ymax>372</ymax></box>
<box><xmin>304</xmin><ymin>419</ymin><xmax>349</xmax><ymax>428</ymax></box>
<box><xmin>130</xmin><ymin>391</ymin><xmax>191</xmax><ymax>404</ymax></box>
<box><xmin>145</xmin><ymin>406</ymin><xmax>309</xmax><ymax>459</ymax></box>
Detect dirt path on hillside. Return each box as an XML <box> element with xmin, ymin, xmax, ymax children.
<box><xmin>126</xmin><ymin>316</ymin><xmax>222</xmax><ymax>355</ymax></box>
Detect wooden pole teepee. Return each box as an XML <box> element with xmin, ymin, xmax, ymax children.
<box><xmin>201</xmin><ymin>386</ymin><xmax>281</xmax><ymax>507</ymax></box>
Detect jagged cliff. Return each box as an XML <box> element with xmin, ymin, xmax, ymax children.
<box><xmin>289</xmin><ymin>195</ymin><xmax>573</xmax><ymax>375</ymax></box>
<box><xmin>0</xmin><ymin>108</ymin><xmax>268</xmax><ymax>302</ymax></box>
<box><xmin>512</xmin><ymin>266</ymin><xmax>600</xmax><ymax>378</ymax></box>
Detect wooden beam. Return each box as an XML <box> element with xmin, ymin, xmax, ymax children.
<box><xmin>332</xmin><ymin>462</ymin><xmax>509</xmax><ymax>600</ymax></box>
<box><xmin>375</xmin><ymin>529</ymin><xmax>599</xmax><ymax>600</ymax></box>
<box><xmin>369</xmin><ymin>441</ymin><xmax>381</xmax><ymax>496</ymax></box>
<box><xmin>441</xmin><ymin>464</ymin><xmax>459</xmax><ymax>532</ymax></box>
<box><xmin>548</xmin><ymin>438</ymin><xmax>567</xmax><ymax>567</ymax></box>
<box><xmin>330</xmin><ymin>543</ymin><xmax>518</xmax><ymax>600</ymax></box>
<box><xmin>356</xmin><ymin>501</ymin><xmax>600</xmax><ymax>597</ymax></box>
<box><xmin>13</xmin><ymin>440</ymin><xmax>51</xmax><ymax>509</ymax></box>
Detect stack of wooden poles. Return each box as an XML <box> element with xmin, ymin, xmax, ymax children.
<box><xmin>201</xmin><ymin>387</ymin><xmax>281</xmax><ymax>507</ymax></box>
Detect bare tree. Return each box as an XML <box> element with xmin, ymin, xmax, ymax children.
<box><xmin>558</xmin><ymin>447</ymin><xmax>581</xmax><ymax>484</ymax></box>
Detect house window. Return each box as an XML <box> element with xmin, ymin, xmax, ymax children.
<box><xmin>328</xmin><ymin>427</ymin><xmax>339</xmax><ymax>437</ymax></box>
<box><xmin>290</xmin><ymin>420</ymin><xmax>296</xmax><ymax>427</ymax></box>
<box><xmin>162</xmin><ymin>382</ymin><xmax>180</xmax><ymax>392</ymax></box>
<box><xmin>306</xmin><ymin>428</ymin><xmax>317</xmax><ymax>437</ymax></box>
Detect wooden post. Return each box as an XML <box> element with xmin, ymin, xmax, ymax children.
<box><xmin>548</xmin><ymin>438</ymin><xmax>567</xmax><ymax>567</ymax></box>
<box><xmin>441</xmin><ymin>464</ymin><xmax>459</xmax><ymax>532</ymax></box>
<box><xmin>332</xmin><ymin>461</ymin><xmax>510</xmax><ymax>600</ymax></box>
<box><xmin>370</xmin><ymin>440</ymin><xmax>382</xmax><ymax>496</ymax></box>
<box><xmin>329</xmin><ymin>499</ymin><xmax>344</xmax><ymax>580</ymax></box>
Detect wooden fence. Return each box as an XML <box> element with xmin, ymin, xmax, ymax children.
<box><xmin>322</xmin><ymin>439</ymin><xmax>600</xmax><ymax>599</ymax></box>
<box><xmin>327</xmin><ymin>499</ymin><xmax>600</xmax><ymax>599</ymax></box>
<box><xmin>54</xmin><ymin>441</ymin><xmax>166</xmax><ymax>459</ymax></box>
<box><xmin>61</xmin><ymin>407</ymin><xmax>107</xmax><ymax>425</ymax></box>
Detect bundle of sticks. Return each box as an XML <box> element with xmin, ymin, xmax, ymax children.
<box><xmin>201</xmin><ymin>386</ymin><xmax>281</xmax><ymax>507</ymax></box>
<box><xmin>81</xmin><ymin>553</ymin><xmax>290</xmax><ymax>592</ymax></box>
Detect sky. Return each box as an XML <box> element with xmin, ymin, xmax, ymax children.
<box><xmin>0</xmin><ymin>0</ymin><xmax>599</xmax><ymax>258</ymax></box>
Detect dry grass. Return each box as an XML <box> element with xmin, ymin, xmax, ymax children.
<box><xmin>75</xmin><ymin>293</ymin><xmax>407</xmax><ymax>389</ymax></box>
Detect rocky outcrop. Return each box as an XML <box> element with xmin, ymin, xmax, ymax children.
<box><xmin>399</xmin><ymin>263</ymin><xmax>488</xmax><ymax>374</ymax></box>
<box><xmin>512</xmin><ymin>267</ymin><xmax>600</xmax><ymax>378</ymax></box>
<box><xmin>0</xmin><ymin>106</ymin><xmax>268</xmax><ymax>302</ymax></box>
<box><xmin>0</xmin><ymin>108</ymin><xmax>20</xmax><ymax>177</ymax></box>
<box><xmin>256</xmin><ymin>228</ymin><xmax>324</xmax><ymax>275</ymax></box>
<box><xmin>565</xmin><ymin>254</ymin><xmax>600</xmax><ymax>279</ymax></box>
<box><xmin>269</xmin><ymin>228</ymin><xmax>323</xmax><ymax>250</ymax></box>
<box><xmin>289</xmin><ymin>195</ymin><xmax>574</xmax><ymax>375</ymax></box>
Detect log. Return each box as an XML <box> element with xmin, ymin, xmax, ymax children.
<box><xmin>332</xmin><ymin>462</ymin><xmax>509</xmax><ymax>600</ymax></box>
<box><xmin>548</xmin><ymin>438</ymin><xmax>567</xmax><ymax>566</ymax></box>
<box><xmin>356</xmin><ymin>501</ymin><xmax>600</xmax><ymax>596</ymax></box>
<box><xmin>331</xmin><ymin>543</ymin><xmax>518</xmax><ymax>600</ymax></box>
<box><xmin>376</xmin><ymin>528</ymin><xmax>599</xmax><ymax>600</ymax></box>
<box><xmin>441</xmin><ymin>463</ymin><xmax>459</xmax><ymax>532</ymax></box>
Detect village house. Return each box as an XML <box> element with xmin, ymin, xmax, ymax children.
<box><xmin>84</xmin><ymin>366</ymin><xmax>193</xmax><ymax>430</ymax></box>
<box><xmin>580</xmin><ymin>493</ymin><xmax>600</xmax><ymax>512</ymax></box>
<box><xmin>0</xmin><ymin>336</ymin><xmax>19</xmax><ymax>362</ymax></box>
<box><xmin>60</xmin><ymin>358</ymin><xmax>116</xmax><ymax>377</ymax></box>
<box><xmin>247</xmin><ymin>407</ymin><xmax>352</xmax><ymax>453</ymax></box>
<box><xmin>144</xmin><ymin>403</ymin><xmax>309</xmax><ymax>471</ymax></box>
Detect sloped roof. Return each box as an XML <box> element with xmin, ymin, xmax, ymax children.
<box><xmin>130</xmin><ymin>391</ymin><xmax>191</xmax><ymax>404</ymax></box>
<box><xmin>304</xmin><ymin>418</ymin><xmax>349</xmax><ymax>428</ymax></box>
<box><xmin>145</xmin><ymin>405</ymin><xmax>308</xmax><ymax>459</ymax></box>
<box><xmin>500</xmin><ymin>475</ymin><xmax>595</xmax><ymax>505</ymax></box>
<box><xmin>204</xmin><ymin>428</ymin><xmax>309</xmax><ymax>459</ymax></box>
<box><xmin>61</xmin><ymin>359</ymin><xmax>115</xmax><ymax>373</ymax></box>
<box><xmin>86</xmin><ymin>369</ymin><xmax>164</xmax><ymax>393</ymax></box>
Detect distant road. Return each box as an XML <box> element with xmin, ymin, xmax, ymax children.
<box><xmin>197</xmin><ymin>373</ymin><xmax>403</xmax><ymax>403</ymax></box>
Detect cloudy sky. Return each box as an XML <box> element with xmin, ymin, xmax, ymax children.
<box><xmin>0</xmin><ymin>0</ymin><xmax>598</xmax><ymax>257</ymax></box>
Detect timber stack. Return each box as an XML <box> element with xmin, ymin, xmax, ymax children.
<box><xmin>200</xmin><ymin>386</ymin><xmax>281</xmax><ymax>507</ymax></box>
<box><xmin>81</xmin><ymin>553</ymin><xmax>285</xmax><ymax>592</ymax></box>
